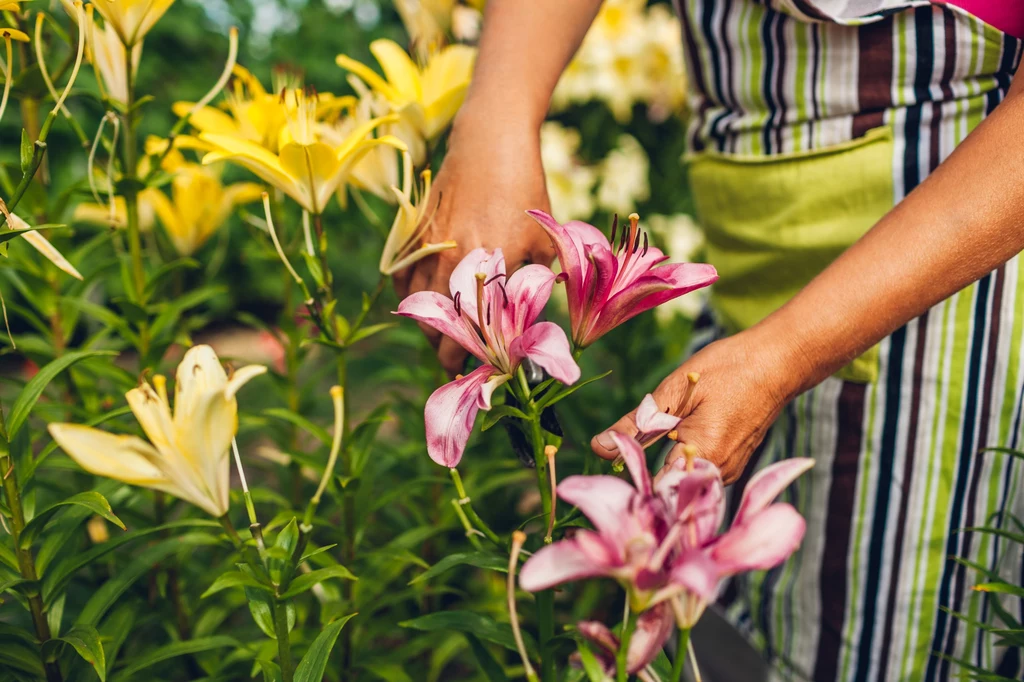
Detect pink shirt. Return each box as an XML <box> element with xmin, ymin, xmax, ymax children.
<box><xmin>944</xmin><ymin>0</ymin><xmax>1024</xmax><ymax>38</ymax></box>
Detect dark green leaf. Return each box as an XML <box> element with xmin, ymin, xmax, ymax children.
<box><xmin>400</xmin><ymin>611</ymin><xmax>537</xmax><ymax>658</ymax></box>
<box><xmin>20</xmin><ymin>492</ymin><xmax>126</xmax><ymax>550</ymax></box>
<box><xmin>53</xmin><ymin>626</ymin><xmax>106</xmax><ymax>682</ymax></box>
<box><xmin>111</xmin><ymin>636</ymin><xmax>238</xmax><ymax>681</ymax></box>
<box><xmin>263</xmin><ymin>408</ymin><xmax>331</xmax><ymax>447</ymax></box>
<box><xmin>257</xmin><ymin>660</ymin><xmax>283</xmax><ymax>682</ymax></box>
<box><xmin>280</xmin><ymin>565</ymin><xmax>357</xmax><ymax>600</ymax></box>
<box><xmin>409</xmin><ymin>552</ymin><xmax>508</xmax><ymax>585</ymax></box>
<box><xmin>201</xmin><ymin>570</ymin><xmax>273</xmax><ymax>599</ymax></box>
<box><xmin>293</xmin><ymin>614</ymin><xmax>357</xmax><ymax>682</ymax></box>
<box><xmin>348</xmin><ymin>322</ymin><xmax>396</xmax><ymax>345</ymax></box>
<box><xmin>536</xmin><ymin>371</ymin><xmax>613</xmax><ymax>410</ymax></box>
<box><xmin>465</xmin><ymin>633</ymin><xmax>509</xmax><ymax>682</ymax></box>
<box><xmin>143</xmin><ymin>258</ymin><xmax>200</xmax><ymax>297</ymax></box>
<box><xmin>7</xmin><ymin>350</ymin><xmax>117</xmax><ymax>439</ymax></box>
<box><xmin>480</xmin><ymin>405</ymin><xmax>530</xmax><ymax>433</ymax></box>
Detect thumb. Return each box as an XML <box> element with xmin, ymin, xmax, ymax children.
<box><xmin>590</xmin><ymin>410</ymin><xmax>639</xmax><ymax>460</ymax></box>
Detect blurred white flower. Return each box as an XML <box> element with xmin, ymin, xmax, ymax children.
<box><xmin>596</xmin><ymin>134</ymin><xmax>649</xmax><ymax>214</ymax></box>
<box><xmin>647</xmin><ymin>213</ymin><xmax>708</xmax><ymax>320</ymax></box>
<box><xmin>553</xmin><ymin>0</ymin><xmax>687</xmax><ymax>122</ymax></box>
<box><xmin>541</xmin><ymin>122</ymin><xmax>598</xmax><ymax>222</ymax></box>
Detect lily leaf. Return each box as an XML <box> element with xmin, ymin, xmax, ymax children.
<box><xmin>20</xmin><ymin>492</ymin><xmax>126</xmax><ymax>550</ymax></box>
<box><xmin>293</xmin><ymin>614</ymin><xmax>357</xmax><ymax>682</ymax></box>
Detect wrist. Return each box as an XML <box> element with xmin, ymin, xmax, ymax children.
<box><xmin>741</xmin><ymin>316</ymin><xmax>819</xmax><ymax>404</ymax></box>
<box><xmin>455</xmin><ymin>87</ymin><xmax>547</xmax><ymax>139</ymax></box>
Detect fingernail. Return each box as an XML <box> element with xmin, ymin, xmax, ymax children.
<box><xmin>596</xmin><ymin>431</ymin><xmax>618</xmax><ymax>453</ymax></box>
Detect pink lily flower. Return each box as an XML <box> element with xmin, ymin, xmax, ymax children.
<box><xmin>396</xmin><ymin>248</ymin><xmax>580</xmax><ymax>467</ymax></box>
<box><xmin>519</xmin><ymin>432</ymin><xmax>709</xmax><ymax>610</ymax></box>
<box><xmin>526</xmin><ymin>210</ymin><xmax>718</xmax><ymax>348</ymax></box>
<box><xmin>574</xmin><ymin>603</ymin><xmax>675</xmax><ymax>679</ymax></box>
<box><xmin>520</xmin><ymin>432</ymin><xmax>813</xmax><ymax>622</ymax></box>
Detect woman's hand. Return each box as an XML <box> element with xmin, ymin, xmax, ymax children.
<box><xmin>394</xmin><ymin>110</ymin><xmax>555</xmax><ymax>376</ymax></box>
<box><xmin>590</xmin><ymin>329</ymin><xmax>802</xmax><ymax>483</ymax></box>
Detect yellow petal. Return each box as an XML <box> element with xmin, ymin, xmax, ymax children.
<box><xmin>422</xmin><ymin>83</ymin><xmax>470</xmax><ymax>140</ymax></box>
<box><xmin>146</xmin><ymin>186</ymin><xmax>191</xmax><ymax>255</ymax></box>
<box><xmin>383</xmin><ymin>240</ymin><xmax>457</xmax><ymax>275</ymax></box>
<box><xmin>174</xmin><ymin>345</ymin><xmax>229</xmax><ymax>421</ymax></box>
<box><xmin>279</xmin><ymin>142</ymin><xmax>340</xmax><ymax>214</ymax></box>
<box><xmin>8</xmin><ymin>213</ymin><xmax>83</xmax><ymax>280</ymax></box>
<box><xmin>336</xmin><ymin>53</ymin><xmax>401</xmax><ymax>102</ymax></box>
<box><xmin>173</xmin><ymin>102</ymin><xmax>239</xmax><ymax>136</ymax></box>
<box><xmin>225</xmin><ymin>364</ymin><xmax>268</xmax><ymax>399</ymax></box>
<box><xmin>126</xmin><ymin>382</ymin><xmax>176</xmax><ymax>452</ymax></box>
<box><xmin>200</xmin><ymin>133</ymin><xmax>304</xmax><ymax>207</ymax></box>
<box><xmin>47</xmin><ymin>423</ymin><xmax>180</xmax><ymax>495</ymax></box>
<box><xmin>369</xmin><ymin>39</ymin><xmax>422</xmax><ymax>102</ymax></box>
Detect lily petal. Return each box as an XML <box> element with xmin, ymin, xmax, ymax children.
<box><xmin>710</xmin><ymin>503</ymin><xmax>806</xmax><ymax>575</ymax></box>
<box><xmin>519</xmin><ymin>529</ymin><xmax>619</xmax><ymax>592</ymax></box>
<box><xmin>634</xmin><ymin>394</ymin><xmax>680</xmax><ymax>441</ymax></box>
<box><xmin>424</xmin><ymin>365</ymin><xmax>500</xmax><ymax>467</ymax></box>
<box><xmin>508</xmin><ymin>321</ymin><xmax>580</xmax><ymax>386</ymax></box>
<box><xmin>369</xmin><ymin>39</ymin><xmax>422</xmax><ymax>102</ymax></box>
<box><xmin>734</xmin><ymin>458</ymin><xmax>815</xmax><ymax>526</ymax></box>
<box><xmin>627</xmin><ymin>604</ymin><xmax>675</xmax><ymax>674</ymax></box>
<box><xmin>557</xmin><ymin>475</ymin><xmax>637</xmax><ymax>539</ymax></box>
<box><xmin>47</xmin><ymin>424</ymin><xmax>183</xmax><ymax>500</ymax></box>
<box><xmin>608</xmin><ymin>432</ymin><xmax>651</xmax><ymax>497</ymax></box>
<box><xmin>668</xmin><ymin>549</ymin><xmax>721</xmax><ymax>602</ymax></box>
<box><xmin>395</xmin><ymin>291</ymin><xmax>488</xmax><ymax>362</ymax></box>
<box><xmin>503</xmin><ymin>264</ymin><xmax>557</xmax><ymax>337</ymax></box>
<box><xmin>448</xmin><ymin>247</ymin><xmax>505</xmax><ymax>324</ymax></box>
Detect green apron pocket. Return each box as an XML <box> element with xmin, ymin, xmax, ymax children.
<box><xmin>688</xmin><ymin>126</ymin><xmax>894</xmax><ymax>383</ymax></box>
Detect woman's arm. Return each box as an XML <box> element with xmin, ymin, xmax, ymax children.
<box><xmin>396</xmin><ymin>0</ymin><xmax>604</xmax><ymax>375</ymax></box>
<box><xmin>593</xmin><ymin>72</ymin><xmax>1024</xmax><ymax>482</ymax></box>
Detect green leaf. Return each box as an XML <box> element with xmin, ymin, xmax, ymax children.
<box><xmin>973</xmin><ymin>582</ymin><xmax>1024</xmax><ymax>598</ymax></box>
<box><xmin>52</xmin><ymin>626</ymin><xmax>106</xmax><ymax>682</ymax></box>
<box><xmin>293</xmin><ymin>614</ymin><xmax>357</xmax><ymax>682</ymax></box>
<box><xmin>76</xmin><ymin>534</ymin><xmax>212</xmax><ymax>626</ymax></box>
<box><xmin>409</xmin><ymin>551</ymin><xmax>508</xmax><ymax>585</ymax></box>
<box><xmin>110</xmin><ymin>636</ymin><xmax>238</xmax><ymax>682</ymax></box>
<box><xmin>347</xmin><ymin>322</ymin><xmax>396</xmax><ymax>345</ymax></box>
<box><xmin>239</xmin><ymin>563</ymin><xmax>294</xmax><ymax>639</ymax></box>
<box><xmin>576</xmin><ymin>641</ymin><xmax>607</xmax><ymax>682</ymax></box>
<box><xmin>536</xmin><ymin>370</ymin><xmax>613</xmax><ymax>410</ymax></box>
<box><xmin>0</xmin><ymin>577</ymin><xmax>30</xmax><ymax>603</ymax></box>
<box><xmin>299</xmin><ymin>544</ymin><xmax>337</xmax><ymax>563</ymax></box>
<box><xmin>263</xmin><ymin>408</ymin><xmax>332</xmax><ymax>447</ymax></box>
<box><xmin>20</xmin><ymin>491</ymin><xmax>126</xmax><ymax>549</ymax></box>
<box><xmin>465</xmin><ymin>633</ymin><xmax>509</xmax><ymax>682</ymax></box>
<box><xmin>301</xmin><ymin>252</ymin><xmax>325</xmax><ymax>288</ymax></box>
<box><xmin>19</xmin><ymin>130</ymin><xmax>32</xmax><ymax>174</ymax></box>
<box><xmin>201</xmin><ymin>570</ymin><xmax>273</xmax><ymax>599</ymax></box>
<box><xmin>143</xmin><ymin>258</ymin><xmax>200</xmax><ymax>296</ymax></box>
<box><xmin>7</xmin><ymin>350</ymin><xmax>117</xmax><ymax>439</ymax></box>
<box><xmin>280</xmin><ymin>565</ymin><xmax>357</xmax><ymax>600</ymax></box>
<box><xmin>0</xmin><ymin>640</ymin><xmax>44</xmax><ymax>676</ymax></box>
<box><xmin>400</xmin><ymin>611</ymin><xmax>537</xmax><ymax>659</ymax></box>
<box><xmin>480</xmin><ymin>405</ymin><xmax>530</xmax><ymax>433</ymax></box>
<box><xmin>257</xmin><ymin>659</ymin><xmax>284</xmax><ymax>682</ymax></box>
<box><xmin>43</xmin><ymin>519</ymin><xmax>218</xmax><ymax>604</ymax></box>
<box><xmin>980</xmin><ymin>447</ymin><xmax>1024</xmax><ymax>462</ymax></box>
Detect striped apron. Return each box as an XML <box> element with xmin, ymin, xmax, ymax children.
<box><xmin>674</xmin><ymin>0</ymin><xmax>1024</xmax><ymax>679</ymax></box>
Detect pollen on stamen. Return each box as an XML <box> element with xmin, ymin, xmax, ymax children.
<box><xmin>610</xmin><ymin>213</ymin><xmax>619</xmax><ymax>244</ymax></box>
<box><xmin>497</xmin><ymin>282</ymin><xmax>510</xmax><ymax>307</ymax></box>
<box><xmin>642</xmin><ymin>232</ymin><xmax>649</xmax><ymax>256</ymax></box>
<box><xmin>454</xmin><ymin>291</ymin><xmax>462</xmax><ymax>315</ymax></box>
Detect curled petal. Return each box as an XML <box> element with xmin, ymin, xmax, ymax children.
<box><xmin>423</xmin><ymin>365</ymin><xmax>501</xmax><ymax>467</ymax></box>
<box><xmin>509</xmin><ymin>321</ymin><xmax>580</xmax><ymax>385</ymax></box>
<box><xmin>627</xmin><ymin>604</ymin><xmax>675</xmax><ymax>673</ymax></box>
<box><xmin>734</xmin><ymin>457</ymin><xmax>815</xmax><ymax>526</ymax></box>
<box><xmin>634</xmin><ymin>393</ymin><xmax>680</xmax><ymax>441</ymax></box>
<box><xmin>608</xmin><ymin>432</ymin><xmax>651</xmax><ymax>497</ymax></box>
<box><xmin>711</xmin><ymin>503</ymin><xmax>806</xmax><ymax>575</ymax></box>
<box><xmin>519</xmin><ymin>529</ymin><xmax>619</xmax><ymax>592</ymax></box>
<box><xmin>395</xmin><ymin>291</ymin><xmax>487</xmax><ymax>361</ymax></box>
<box><xmin>660</xmin><ymin>467</ymin><xmax>724</xmax><ymax>548</ymax></box>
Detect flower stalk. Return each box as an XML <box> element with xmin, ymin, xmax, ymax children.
<box><xmin>616</xmin><ymin>609</ymin><xmax>638</xmax><ymax>682</ymax></box>
<box><xmin>449</xmin><ymin>468</ymin><xmax>500</xmax><ymax>546</ymax></box>
<box><xmin>508</xmin><ymin>531</ymin><xmax>539</xmax><ymax>682</ymax></box>
<box><xmin>670</xmin><ymin>627</ymin><xmax>691</xmax><ymax>682</ymax></box>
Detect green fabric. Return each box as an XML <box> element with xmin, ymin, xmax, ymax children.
<box><xmin>688</xmin><ymin>126</ymin><xmax>895</xmax><ymax>383</ymax></box>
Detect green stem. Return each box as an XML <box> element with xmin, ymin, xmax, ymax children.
<box><xmin>344</xmin><ymin>275</ymin><xmax>388</xmax><ymax>346</ymax></box>
<box><xmin>448</xmin><ymin>468</ymin><xmax>501</xmax><ymax>547</ymax></box>
<box><xmin>336</xmin><ymin>350</ymin><xmax>355</xmax><ymax>675</ymax></box>
<box><xmin>0</xmin><ymin>409</ymin><xmax>62</xmax><ymax>682</ymax></box>
<box><xmin>616</xmin><ymin>610</ymin><xmax>638</xmax><ymax>682</ymax></box>
<box><xmin>121</xmin><ymin>48</ymin><xmax>149</xmax><ymax>356</ymax></box>
<box><xmin>670</xmin><ymin>627</ymin><xmax>691</xmax><ymax>682</ymax></box>
<box><xmin>272</xmin><ymin>597</ymin><xmax>295</xmax><ymax>682</ymax></box>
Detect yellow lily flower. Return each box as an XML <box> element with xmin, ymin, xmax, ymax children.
<box><xmin>61</xmin><ymin>1</ymin><xmax>139</xmax><ymax>104</ymax></box>
<box><xmin>0</xmin><ymin>2</ymin><xmax>28</xmax><ymax>11</ymax></box>
<box><xmin>89</xmin><ymin>0</ymin><xmax>176</xmax><ymax>47</ymax></box>
<box><xmin>199</xmin><ymin>88</ymin><xmax>407</xmax><ymax>215</ymax></box>
<box><xmin>379</xmin><ymin>151</ymin><xmax>455</xmax><ymax>276</ymax></box>
<box><xmin>148</xmin><ymin>160</ymin><xmax>263</xmax><ymax>256</ymax></box>
<box><xmin>336</xmin><ymin>38</ymin><xmax>476</xmax><ymax>142</ymax></box>
<box><xmin>49</xmin><ymin>345</ymin><xmax>266</xmax><ymax>518</ymax></box>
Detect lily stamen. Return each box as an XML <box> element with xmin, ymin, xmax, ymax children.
<box><xmin>508</xmin><ymin>531</ymin><xmax>539</xmax><ymax>682</ymax></box>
